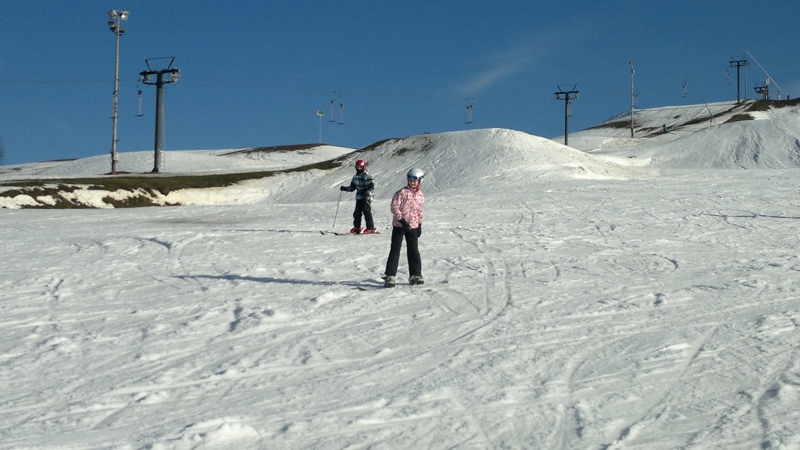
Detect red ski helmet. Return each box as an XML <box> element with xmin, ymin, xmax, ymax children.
<box><xmin>355</xmin><ymin>160</ymin><xmax>367</xmax><ymax>171</ymax></box>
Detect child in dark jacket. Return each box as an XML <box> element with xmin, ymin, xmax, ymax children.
<box><xmin>340</xmin><ymin>160</ymin><xmax>376</xmax><ymax>234</ymax></box>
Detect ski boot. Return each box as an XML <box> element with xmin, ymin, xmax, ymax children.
<box><xmin>383</xmin><ymin>276</ymin><xmax>396</xmax><ymax>288</ymax></box>
<box><xmin>349</xmin><ymin>227</ymin><xmax>364</xmax><ymax>234</ymax></box>
<box><xmin>362</xmin><ymin>228</ymin><xmax>379</xmax><ymax>234</ymax></box>
<box><xmin>409</xmin><ymin>275</ymin><xmax>424</xmax><ymax>286</ymax></box>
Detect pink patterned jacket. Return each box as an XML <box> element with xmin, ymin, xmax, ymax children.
<box><xmin>390</xmin><ymin>185</ymin><xmax>424</xmax><ymax>229</ymax></box>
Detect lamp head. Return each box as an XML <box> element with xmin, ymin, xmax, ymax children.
<box><xmin>109</xmin><ymin>10</ymin><xmax>129</xmax><ymax>20</ymax></box>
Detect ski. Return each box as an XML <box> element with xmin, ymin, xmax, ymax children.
<box><xmin>320</xmin><ymin>231</ymin><xmax>380</xmax><ymax>236</ymax></box>
<box><xmin>354</xmin><ymin>279</ymin><xmax>442</xmax><ymax>290</ymax></box>
<box><xmin>356</xmin><ymin>284</ymin><xmax>433</xmax><ymax>291</ymax></box>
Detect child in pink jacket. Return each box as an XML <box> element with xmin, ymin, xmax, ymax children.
<box><xmin>383</xmin><ymin>168</ymin><xmax>425</xmax><ymax>287</ymax></box>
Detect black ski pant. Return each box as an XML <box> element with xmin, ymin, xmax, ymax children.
<box><xmin>353</xmin><ymin>198</ymin><xmax>375</xmax><ymax>230</ymax></box>
<box><xmin>384</xmin><ymin>225</ymin><xmax>421</xmax><ymax>278</ymax></box>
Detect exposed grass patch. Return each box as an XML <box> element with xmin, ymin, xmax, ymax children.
<box><xmin>283</xmin><ymin>155</ymin><xmax>350</xmax><ymax>173</ymax></box>
<box><xmin>393</xmin><ymin>136</ymin><xmax>435</xmax><ymax>156</ymax></box>
<box><xmin>725</xmin><ymin>114</ymin><xmax>754</xmax><ymax>124</ymax></box>
<box><xmin>0</xmin><ymin>155</ymin><xmax>357</xmax><ymax>208</ymax></box>
<box><xmin>745</xmin><ymin>98</ymin><xmax>800</xmax><ymax>112</ymax></box>
<box><xmin>102</xmin><ymin>193</ymin><xmax>164</xmax><ymax>208</ymax></box>
<box><xmin>681</xmin><ymin>104</ymin><xmax>740</xmax><ymax>127</ymax></box>
<box><xmin>587</xmin><ymin>98</ymin><xmax>800</xmax><ymax>133</ymax></box>
<box><xmin>1</xmin><ymin>186</ymin><xmax>86</xmax><ymax>209</ymax></box>
<box><xmin>588</xmin><ymin>119</ymin><xmax>639</xmax><ymax>130</ymax></box>
<box><xmin>359</xmin><ymin>138</ymin><xmax>397</xmax><ymax>154</ymax></box>
<box><xmin>3</xmin><ymin>167</ymin><xmax>306</xmax><ymax>193</ymax></box>
<box><xmin>221</xmin><ymin>143</ymin><xmax>323</xmax><ymax>156</ymax></box>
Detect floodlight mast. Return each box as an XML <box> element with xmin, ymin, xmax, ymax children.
<box><xmin>139</xmin><ymin>57</ymin><xmax>180</xmax><ymax>173</ymax></box>
<box><xmin>555</xmin><ymin>84</ymin><xmax>579</xmax><ymax>146</ymax></box>
<box><xmin>108</xmin><ymin>10</ymin><xmax>129</xmax><ymax>175</ymax></box>
<box><xmin>316</xmin><ymin>110</ymin><xmax>324</xmax><ymax>143</ymax></box>
<box><xmin>629</xmin><ymin>61</ymin><xmax>635</xmax><ymax>138</ymax></box>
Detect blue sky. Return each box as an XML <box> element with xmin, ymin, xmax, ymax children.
<box><xmin>1</xmin><ymin>0</ymin><xmax>798</xmax><ymax>166</ymax></box>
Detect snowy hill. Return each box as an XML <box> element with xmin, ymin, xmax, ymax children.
<box><xmin>0</xmin><ymin>144</ymin><xmax>355</xmax><ymax>208</ymax></box>
<box><xmin>566</xmin><ymin>99</ymin><xmax>800</xmax><ymax>169</ymax></box>
<box><xmin>2</xmin><ymin>102</ymin><xmax>800</xmax><ymax>448</ymax></box>
<box><xmin>0</xmin><ymin>144</ymin><xmax>356</xmax><ymax>180</ymax></box>
<box><xmin>0</xmin><ymin>129</ymin><xmax>648</xmax><ymax>209</ymax></box>
<box><xmin>3</xmin><ymin>99</ymin><xmax>800</xmax><ymax>209</ymax></box>
<box><xmin>269</xmin><ymin>128</ymin><xmax>647</xmax><ymax>204</ymax></box>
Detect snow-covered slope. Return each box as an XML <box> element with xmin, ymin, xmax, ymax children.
<box><xmin>3</xmin><ymin>103</ymin><xmax>800</xmax><ymax>449</ymax></box>
<box><xmin>3</xmin><ymin>168</ymin><xmax>800</xmax><ymax>449</ymax></box>
<box><xmin>4</xmin><ymin>99</ymin><xmax>800</xmax><ymax>209</ymax></box>
<box><xmin>269</xmin><ymin>128</ymin><xmax>647</xmax><ymax>204</ymax></box>
<box><xmin>0</xmin><ymin>144</ymin><xmax>355</xmax><ymax>180</ymax></box>
<box><xmin>0</xmin><ymin>129</ymin><xmax>648</xmax><ymax>208</ymax></box>
<box><xmin>566</xmin><ymin>99</ymin><xmax>800</xmax><ymax>169</ymax></box>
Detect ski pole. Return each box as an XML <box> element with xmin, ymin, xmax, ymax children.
<box><xmin>332</xmin><ymin>190</ymin><xmax>343</xmax><ymax>229</ymax></box>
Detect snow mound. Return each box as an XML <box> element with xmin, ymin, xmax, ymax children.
<box><xmin>150</xmin><ymin>418</ymin><xmax>261</xmax><ymax>449</ymax></box>
<box><xmin>269</xmin><ymin>128</ymin><xmax>646</xmax><ymax>203</ymax></box>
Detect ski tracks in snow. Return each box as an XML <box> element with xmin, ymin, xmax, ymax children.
<box><xmin>2</xmin><ymin>172</ymin><xmax>800</xmax><ymax>448</ymax></box>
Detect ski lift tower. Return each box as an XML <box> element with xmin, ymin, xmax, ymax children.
<box><xmin>139</xmin><ymin>57</ymin><xmax>180</xmax><ymax>173</ymax></box>
<box><xmin>729</xmin><ymin>56</ymin><xmax>749</xmax><ymax>104</ymax></box>
<box><xmin>555</xmin><ymin>84</ymin><xmax>579</xmax><ymax>146</ymax></box>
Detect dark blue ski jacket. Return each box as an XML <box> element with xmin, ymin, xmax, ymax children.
<box><xmin>346</xmin><ymin>172</ymin><xmax>375</xmax><ymax>201</ymax></box>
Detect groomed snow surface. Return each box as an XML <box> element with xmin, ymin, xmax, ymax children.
<box><xmin>2</xmin><ymin>101</ymin><xmax>800</xmax><ymax>449</ymax></box>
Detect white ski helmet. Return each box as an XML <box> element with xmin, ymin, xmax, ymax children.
<box><xmin>407</xmin><ymin>167</ymin><xmax>425</xmax><ymax>182</ymax></box>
